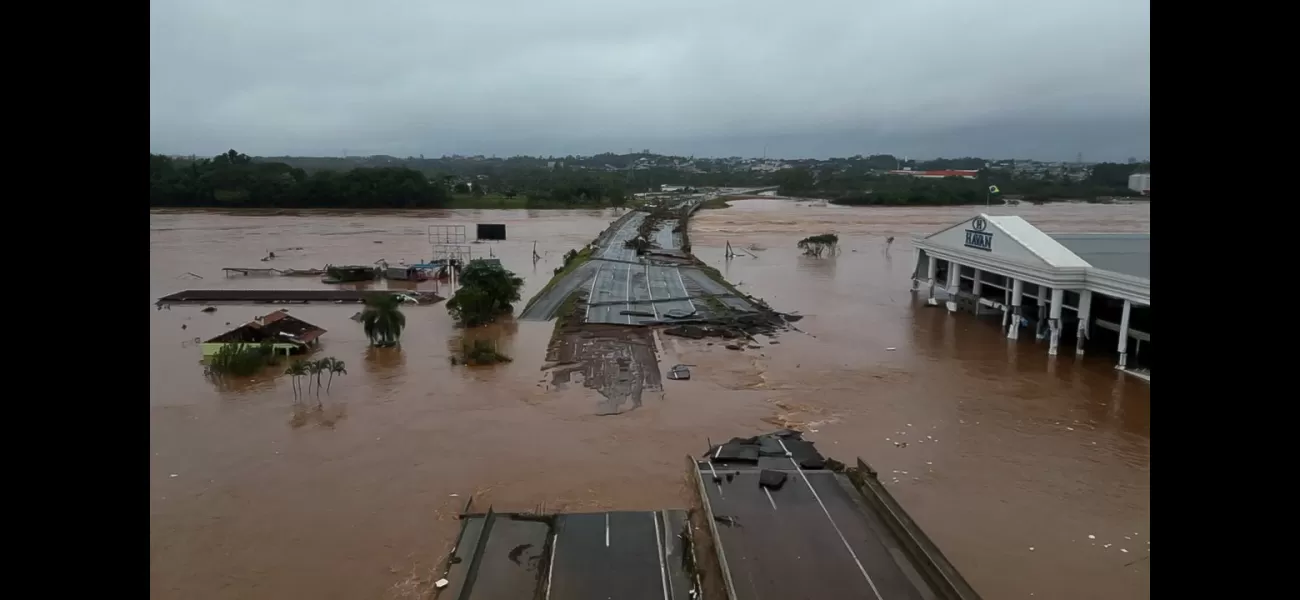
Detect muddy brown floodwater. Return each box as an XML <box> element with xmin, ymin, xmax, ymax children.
<box><xmin>150</xmin><ymin>202</ymin><xmax>1150</xmax><ymax>600</ymax></box>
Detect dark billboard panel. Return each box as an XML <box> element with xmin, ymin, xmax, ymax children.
<box><xmin>477</xmin><ymin>224</ymin><xmax>506</xmax><ymax>241</ymax></box>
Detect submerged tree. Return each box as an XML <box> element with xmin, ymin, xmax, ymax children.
<box><xmin>447</xmin><ymin>260</ymin><xmax>525</xmax><ymax>327</ymax></box>
<box><xmin>284</xmin><ymin>360</ymin><xmax>309</xmax><ymax>403</ymax></box>
<box><xmin>308</xmin><ymin>359</ymin><xmax>327</xmax><ymax>399</ymax></box>
<box><xmin>797</xmin><ymin>233</ymin><xmax>840</xmax><ymax>258</ymax></box>
<box><xmin>324</xmin><ymin>358</ymin><xmax>347</xmax><ymax>393</ymax></box>
<box><xmin>360</xmin><ymin>293</ymin><xmax>407</xmax><ymax>347</ymax></box>
<box><xmin>449</xmin><ymin>338</ymin><xmax>513</xmax><ymax>366</ymax></box>
<box><xmin>207</xmin><ymin>341</ymin><xmax>276</xmax><ymax>378</ymax></box>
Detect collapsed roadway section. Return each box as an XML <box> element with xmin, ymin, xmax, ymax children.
<box><xmin>434</xmin><ymin>431</ymin><xmax>981</xmax><ymax>600</ymax></box>
<box><xmin>696</xmin><ymin>430</ymin><xmax>982</xmax><ymax>600</ymax></box>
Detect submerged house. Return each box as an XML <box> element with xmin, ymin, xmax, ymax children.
<box><xmin>201</xmin><ymin>309</ymin><xmax>326</xmax><ymax>357</ymax></box>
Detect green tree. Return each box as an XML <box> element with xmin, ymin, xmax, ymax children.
<box><xmin>149</xmin><ymin>150</ymin><xmax>448</xmax><ymax>209</ymax></box>
<box><xmin>360</xmin><ymin>294</ymin><xmax>407</xmax><ymax>346</ymax></box>
<box><xmin>284</xmin><ymin>360</ymin><xmax>309</xmax><ymax>403</ymax></box>
<box><xmin>304</xmin><ymin>360</ymin><xmax>324</xmax><ymax>404</ymax></box>
<box><xmin>773</xmin><ymin>167</ymin><xmax>815</xmax><ymax>194</ymax></box>
<box><xmin>1086</xmin><ymin>162</ymin><xmax>1139</xmax><ymax>188</ymax></box>
<box><xmin>326</xmin><ymin>358</ymin><xmax>347</xmax><ymax>393</ymax></box>
<box><xmin>797</xmin><ymin>233</ymin><xmax>839</xmax><ymax>258</ymax></box>
<box><xmin>310</xmin><ymin>358</ymin><xmax>330</xmax><ymax>399</ymax></box>
<box><xmin>447</xmin><ymin>261</ymin><xmax>525</xmax><ymax>327</ymax></box>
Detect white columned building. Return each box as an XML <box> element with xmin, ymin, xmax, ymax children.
<box><xmin>911</xmin><ymin>214</ymin><xmax>1151</xmax><ymax>380</ymax></box>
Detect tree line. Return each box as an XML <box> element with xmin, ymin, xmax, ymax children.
<box><xmin>152</xmin><ymin>149</ymin><xmax>1149</xmax><ymax>209</ymax></box>
<box><xmin>773</xmin><ymin>163</ymin><xmax>1146</xmax><ymax>206</ymax></box>
<box><xmin>150</xmin><ymin>150</ymin><xmax>639</xmax><ymax>209</ymax></box>
<box><xmin>151</xmin><ymin>150</ymin><xmax>451</xmax><ymax>209</ymax></box>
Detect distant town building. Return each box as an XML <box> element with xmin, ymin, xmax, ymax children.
<box><xmin>1127</xmin><ymin>173</ymin><xmax>1151</xmax><ymax>195</ymax></box>
<box><xmin>888</xmin><ymin>169</ymin><xmax>980</xmax><ymax>179</ymax></box>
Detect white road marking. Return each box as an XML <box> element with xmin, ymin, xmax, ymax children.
<box><xmin>585</xmin><ymin>261</ymin><xmax>605</xmax><ymax>321</ymax></box>
<box><xmin>624</xmin><ymin>264</ymin><xmax>633</xmax><ymax>325</ymax></box>
<box><xmin>673</xmin><ymin>267</ymin><xmax>696</xmax><ymax>312</ymax></box>
<box><xmin>646</xmin><ymin>264</ymin><xmax>660</xmax><ymax>320</ymax></box>
<box><xmin>778</xmin><ymin>439</ymin><xmax>884</xmax><ymax>600</ymax></box>
<box><xmin>605</xmin><ymin>512</ymin><xmax>611</xmax><ymax>547</ymax></box>
<box><xmin>653</xmin><ymin>512</ymin><xmax>670</xmax><ymax>600</ymax></box>
<box><xmin>764</xmin><ymin>487</ymin><xmax>778</xmax><ymax>510</ymax></box>
<box><xmin>706</xmin><ymin>460</ymin><xmax>725</xmax><ymax>498</ymax></box>
<box><xmin>544</xmin><ymin>532</ymin><xmax>559</xmax><ymax>600</ymax></box>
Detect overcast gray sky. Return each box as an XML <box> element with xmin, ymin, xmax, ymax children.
<box><xmin>149</xmin><ymin>0</ymin><xmax>1150</xmax><ymax>161</ymax></box>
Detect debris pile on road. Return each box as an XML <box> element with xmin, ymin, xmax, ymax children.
<box><xmin>521</xmin><ymin>192</ymin><xmax>799</xmax><ymax>415</ymax></box>
<box><xmin>705</xmin><ymin>429</ymin><xmax>841</xmax><ymax>472</ymax></box>
<box><xmin>661</xmin><ymin>309</ymin><xmax>801</xmax><ymax>341</ymax></box>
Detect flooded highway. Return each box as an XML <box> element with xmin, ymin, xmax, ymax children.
<box><xmin>150</xmin><ymin>202</ymin><xmax>1150</xmax><ymax>600</ymax></box>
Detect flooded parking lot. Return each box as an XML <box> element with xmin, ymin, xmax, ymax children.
<box><xmin>150</xmin><ymin>201</ymin><xmax>1150</xmax><ymax>600</ymax></box>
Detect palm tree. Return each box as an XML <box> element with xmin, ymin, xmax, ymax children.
<box><xmin>360</xmin><ymin>293</ymin><xmax>407</xmax><ymax>347</ymax></box>
<box><xmin>312</xmin><ymin>358</ymin><xmax>330</xmax><ymax>395</ymax></box>
<box><xmin>305</xmin><ymin>360</ymin><xmax>324</xmax><ymax>404</ymax></box>
<box><xmin>284</xmin><ymin>360</ymin><xmax>308</xmax><ymax>403</ymax></box>
<box><xmin>326</xmin><ymin>358</ymin><xmax>348</xmax><ymax>393</ymax></box>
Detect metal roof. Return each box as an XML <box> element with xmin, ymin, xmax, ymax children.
<box><xmin>1048</xmin><ymin>233</ymin><xmax>1150</xmax><ymax>280</ymax></box>
<box><xmin>983</xmin><ymin>215</ymin><xmax>1092</xmax><ymax>268</ymax></box>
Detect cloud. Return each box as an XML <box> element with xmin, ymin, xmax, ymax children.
<box><xmin>150</xmin><ymin>0</ymin><xmax>1149</xmax><ymax>160</ymax></box>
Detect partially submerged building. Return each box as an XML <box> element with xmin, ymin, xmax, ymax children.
<box><xmin>911</xmin><ymin>214</ymin><xmax>1150</xmax><ymax>378</ymax></box>
<box><xmin>201</xmin><ymin>309</ymin><xmax>326</xmax><ymax>357</ymax></box>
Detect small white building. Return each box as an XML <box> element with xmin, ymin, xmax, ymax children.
<box><xmin>1127</xmin><ymin>173</ymin><xmax>1151</xmax><ymax>195</ymax></box>
<box><xmin>911</xmin><ymin>214</ymin><xmax>1150</xmax><ymax>379</ymax></box>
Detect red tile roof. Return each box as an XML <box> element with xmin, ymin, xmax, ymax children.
<box><xmin>205</xmin><ymin>310</ymin><xmax>326</xmax><ymax>345</ymax></box>
<box><xmin>259</xmin><ymin>310</ymin><xmax>289</xmax><ymax>324</ymax></box>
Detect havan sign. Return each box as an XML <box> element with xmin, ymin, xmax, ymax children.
<box><xmin>964</xmin><ymin>217</ymin><xmax>993</xmax><ymax>251</ymax></box>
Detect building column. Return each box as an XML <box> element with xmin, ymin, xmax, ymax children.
<box><xmin>1001</xmin><ymin>285</ymin><xmax>1010</xmax><ymax>328</ymax></box>
<box><xmin>1035</xmin><ymin>286</ymin><xmax>1049</xmax><ymax>340</ymax></box>
<box><xmin>1047</xmin><ymin>288</ymin><xmax>1064</xmax><ymax>356</ymax></box>
<box><xmin>945</xmin><ymin>261</ymin><xmax>961</xmax><ymax>312</ymax></box>
<box><xmin>926</xmin><ymin>256</ymin><xmax>939</xmax><ymax>305</ymax></box>
<box><xmin>1076</xmin><ymin>290</ymin><xmax>1092</xmax><ymax>355</ymax></box>
<box><xmin>971</xmin><ymin>269</ymin><xmax>983</xmax><ymax>315</ymax></box>
<box><xmin>911</xmin><ymin>250</ymin><xmax>922</xmax><ymax>291</ymax></box>
<box><xmin>1007</xmin><ymin>279</ymin><xmax>1023</xmax><ymax>339</ymax></box>
<box><xmin>1116</xmin><ymin>299</ymin><xmax>1132</xmax><ymax>369</ymax></box>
